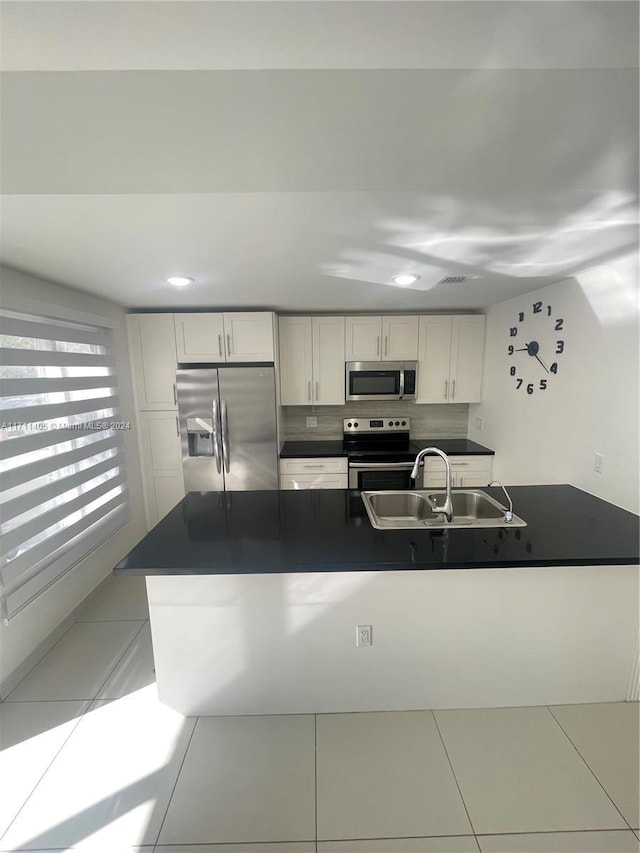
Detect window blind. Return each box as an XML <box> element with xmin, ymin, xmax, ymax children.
<box><xmin>0</xmin><ymin>310</ymin><xmax>131</xmax><ymax>620</ymax></box>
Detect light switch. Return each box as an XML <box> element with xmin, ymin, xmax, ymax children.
<box><xmin>306</xmin><ymin>416</ymin><xmax>318</xmax><ymax>428</ymax></box>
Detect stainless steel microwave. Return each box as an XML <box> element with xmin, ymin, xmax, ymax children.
<box><xmin>345</xmin><ymin>361</ymin><xmax>418</xmax><ymax>402</ymax></box>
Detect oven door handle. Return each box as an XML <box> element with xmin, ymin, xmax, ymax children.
<box><xmin>348</xmin><ymin>461</ymin><xmax>415</xmax><ymax>469</ymax></box>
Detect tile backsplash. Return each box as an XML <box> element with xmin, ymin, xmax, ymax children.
<box><xmin>281</xmin><ymin>402</ymin><xmax>469</xmax><ymax>440</ymax></box>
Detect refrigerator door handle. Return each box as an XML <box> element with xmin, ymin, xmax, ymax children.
<box><xmin>221</xmin><ymin>399</ymin><xmax>231</xmax><ymax>473</ymax></box>
<box><xmin>212</xmin><ymin>398</ymin><xmax>222</xmax><ymax>473</ymax></box>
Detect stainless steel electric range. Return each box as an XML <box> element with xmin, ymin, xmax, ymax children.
<box><xmin>343</xmin><ymin>417</ymin><xmax>423</xmax><ymax>491</ymax></box>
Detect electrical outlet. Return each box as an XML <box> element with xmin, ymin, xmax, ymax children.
<box><xmin>475</xmin><ymin>416</ymin><xmax>483</xmax><ymax>431</ymax></box>
<box><xmin>356</xmin><ymin>624</ymin><xmax>372</xmax><ymax>647</ymax></box>
<box><xmin>306</xmin><ymin>416</ymin><xmax>318</xmax><ymax>428</ymax></box>
<box><xmin>594</xmin><ymin>452</ymin><xmax>606</xmax><ymax>474</ymax></box>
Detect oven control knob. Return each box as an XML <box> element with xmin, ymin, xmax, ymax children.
<box><xmin>388</xmin><ymin>421</ymin><xmax>393</xmax><ymax>426</ymax></box>
<box><xmin>401</xmin><ymin>420</ymin><xmax>406</xmax><ymax>426</ymax></box>
<box><xmin>395</xmin><ymin>421</ymin><xmax>400</xmax><ymax>426</ymax></box>
<box><xmin>347</xmin><ymin>422</ymin><xmax>352</xmax><ymax>428</ymax></box>
<box><xmin>354</xmin><ymin>422</ymin><xmax>359</xmax><ymax>427</ymax></box>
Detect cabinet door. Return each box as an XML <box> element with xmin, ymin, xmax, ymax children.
<box><xmin>345</xmin><ymin>316</ymin><xmax>382</xmax><ymax>361</ymax></box>
<box><xmin>138</xmin><ymin>411</ymin><xmax>185</xmax><ymax>528</ymax></box>
<box><xmin>278</xmin><ymin>317</ymin><xmax>313</xmax><ymax>405</ymax></box>
<box><xmin>175</xmin><ymin>313</ymin><xmax>225</xmax><ymax>362</ymax></box>
<box><xmin>312</xmin><ymin>316</ymin><xmax>345</xmax><ymax>405</ymax></box>
<box><xmin>127</xmin><ymin>314</ymin><xmax>178</xmax><ymax>410</ymax></box>
<box><xmin>449</xmin><ymin>316</ymin><xmax>485</xmax><ymax>403</ymax></box>
<box><xmin>416</xmin><ymin>316</ymin><xmax>453</xmax><ymax>403</ymax></box>
<box><xmin>382</xmin><ymin>316</ymin><xmax>419</xmax><ymax>360</ymax></box>
<box><xmin>223</xmin><ymin>312</ymin><xmax>275</xmax><ymax>362</ymax></box>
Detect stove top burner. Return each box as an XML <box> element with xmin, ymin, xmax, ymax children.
<box><xmin>342</xmin><ymin>415</ymin><xmax>415</xmax><ymax>461</ymax></box>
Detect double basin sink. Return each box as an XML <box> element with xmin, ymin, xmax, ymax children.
<box><xmin>361</xmin><ymin>489</ymin><xmax>527</xmax><ymax>530</ymax></box>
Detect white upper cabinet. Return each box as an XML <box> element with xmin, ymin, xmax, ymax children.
<box><xmin>223</xmin><ymin>312</ymin><xmax>275</xmax><ymax>362</ymax></box>
<box><xmin>175</xmin><ymin>313</ymin><xmax>225</xmax><ymax>361</ymax></box>
<box><xmin>345</xmin><ymin>316</ymin><xmax>382</xmax><ymax>361</ymax></box>
<box><xmin>345</xmin><ymin>316</ymin><xmax>418</xmax><ymax>361</ymax></box>
<box><xmin>278</xmin><ymin>316</ymin><xmax>345</xmax><ymax>405</ymax></box>
<box><xmin>174</xmin><ymin>312</ymin><xmax>275</xmax><ymax>363</ymax></box>
<box><xmin>278</xmin><ymin>316</ymin><xmax>314</xmax><ymax>405</ymax></box>
<box><xmin>127</xmin><ymin>314</ymin><xmax>178</xmax><ymax>410</ymax></box>
<box><xmin>416</xmin><ymin>315</ymin><xmax>485</xmax><ymax>403</ymax></box>
<box><xmin>312</xmin><ymin>316</ymin><xmax>346</xmax><ymax>404</ymax></box>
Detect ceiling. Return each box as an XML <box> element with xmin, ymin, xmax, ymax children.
<box><xmin>1</xmin><ymin>1</ymin><xmax>638</xmax><ymax>312</ymax></box>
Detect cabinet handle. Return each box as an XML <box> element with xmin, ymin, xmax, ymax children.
<box><xmin>384</xmin><ymin>335</ymin><xmax>388</xmax><ymax>357</ymax></box>
<box><xmin>303</xmin><ymin>464</ymin><xmax>325</xmax><ymax>469</ymax></box>
<box><xmin>307</xmin><ymin>381</ymin><xmax>311</xmax><ymax>401</ymax></box>
<box><xmin>450</xmin><ymin>461</ymin><xmax>469</xmax><ymax>466</ymax></box>
<box><xmin>218</xmin><ymin>334</ymin><xmax>223</xmax><ymax>357</ymax></box>
<box><xmin>376</xmin><ymin>336</ymin><xmax>380</xmax><ymax>357</ymax></box>
<box><xmin>451</xmin><ymin>379</ymin><xmax>456</xmax><ymax>399</ymax></box>
<box><xmin>315</xmin><ymin>380</ymin><xmax>319</xmax><ymax>401</ymax></box>
<box><xmin>172</xmin><ymin>383</ymin><xmax>177</xmax><ymax>406</ymax></box>
<box><xmin>227</xmin><ymin>333</ymin><xmax>232</xmax><ymax>356</ymax></box>
<box><xmin>444</xmin><ymin>379</ymin><xmax>448</xmax><ymax>400</ymax></box>
<box><xmin>175</xmin><ymin>416</ymin><xmax>180</xmax><ymax>437</ymax></box>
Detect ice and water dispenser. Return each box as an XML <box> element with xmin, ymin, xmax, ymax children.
<box><xmin>186</xmin><ymin>417</ymin><xmax>214</xmax><ymax>457</ymax></box>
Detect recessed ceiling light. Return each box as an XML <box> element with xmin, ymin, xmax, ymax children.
<box><xmin>167</xmin><ymin>276</ymin><xmax>194</xmax><ymax>287</ymax></box>
<box><xmin>392</xmin><ymin>273</ymin><xmax>420</xmax><ymax>286</ymax></box>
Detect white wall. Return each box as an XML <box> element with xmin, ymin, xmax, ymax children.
<box><xmin>468</xmin><ymin>255</ymin><xmax>639</xmax><ymax>513</ymax></box>
<box><xmin>0</xmin><ymin>266</ymin><xmax>147</xmax><ymax>692</ymax></box>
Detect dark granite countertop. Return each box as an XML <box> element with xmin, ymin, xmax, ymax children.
<box><xmin>410</xmin><ymin>438</ymin><xmax>494</xmax><ymax>456</ymax></box>
<box><xmin>279</xmin><ymin>438</ymin><xmax>494</xmax><ymax>458</ymax></box>
<box><xmin>115</xmin><ymin>485</ymin><xmax>639</xmax><ymax>576</ymax></box>
<box><xmin>280</xmin><ymin>440</ymin><xmax>347</xmax><ymax>458</ymax></box>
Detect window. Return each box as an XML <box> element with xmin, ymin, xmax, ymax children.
<box><xmin>0</xmin><ymin>310</ymin><xmax>130</xmax><ymax>619</ymax></box>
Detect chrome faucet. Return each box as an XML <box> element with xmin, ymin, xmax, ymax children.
<box><xmin>410</xmin><ymin>446</ymin><xmax>454</xmax><ymax>523</ymax></box>
<box><xmin>488</xmin><ymin>480</ymin><xmax>514</xmax><ymax>523</ymax></box>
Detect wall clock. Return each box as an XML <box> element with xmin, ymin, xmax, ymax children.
<box><xmin>507</xmin><ymin>300</ymin><xmax>565</xmax><ymax>394</ymax></box>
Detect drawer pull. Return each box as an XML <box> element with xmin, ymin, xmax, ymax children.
<box><xmin>303</xmin><ymin>464</ymin><xmax>325</xmax><ymax>469</ymax></box>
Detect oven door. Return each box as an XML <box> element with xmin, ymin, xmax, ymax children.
<box><xmin>348</xmin><ymin>461</ymin><xmax>421</xmax><ymax>490</ymax></box>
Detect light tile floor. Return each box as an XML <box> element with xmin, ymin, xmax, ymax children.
<box><xmin>0</xmin><ymin>576</ymin><xmax>638</xmax><ymax>853</ymax></box>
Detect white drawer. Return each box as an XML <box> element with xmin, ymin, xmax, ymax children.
<box><xmin>281</xmin><ymin>473</ymin><xmax>348</xmax><ymax>490</ymax></box>
<box><xmin>423</xmin><ymin>455</ymin><xmax>493</xmax><ymax>474</ymax></box>
<box><xmin>280</xmin><ymin>457</ymin><xmax>348</xmax><ymax>475</ymax></box>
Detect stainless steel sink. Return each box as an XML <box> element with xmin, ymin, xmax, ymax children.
<box><xmin>361</xmin><ymin>489</ymin><xmax>527</xmax><ymax>529</ymax></box>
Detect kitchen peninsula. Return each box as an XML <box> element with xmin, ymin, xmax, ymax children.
<box><xmin>115</xmin><ymin>486</ymin><xmax>639</xmax><ymax>716</ymax></box>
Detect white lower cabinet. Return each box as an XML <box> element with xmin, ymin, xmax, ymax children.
<box><xmin>423</xmin><ymin>455</ymin><xmax>493</xmax><ymax>489</ymax></box>
<box><xmin>279</xmin><ymin>457</ymin><xmax>348</xmax><ymax>489</ymax></box>
<box><xmin>137</xmin><ymin>411</ymin><xmax>185</xmax><ymax>528</ymax></box>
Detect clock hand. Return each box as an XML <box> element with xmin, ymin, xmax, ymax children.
<box><xmin>535</xmin><ymin>353</ymin><xmax>550</xmax><ymax>374</ymax></box>
<box><xmin>514</xmin><ymin>346</ymin><xmax>529</xmax><ymax>352</ymax></box>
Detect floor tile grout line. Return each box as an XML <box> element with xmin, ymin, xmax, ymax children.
<box><xmin>3</xmin><ymin>618</ymin><xmax>78</xmax><ymax>701</ymax></box>
<box><xmin>545</xmin><ymin>705</ymin><xmax>634</xmax><ymax>831</ymax></box>
<box><xmin>153</xmin><ymin>714</ymin><xmax>200</xmax><ymax>847</ymax></box>
<box><xmin>0</xmin><ymin>701</ymin><xmax>88</xmax><ymax>845</ymax></box>
<box><xmin>90</xmin><ymin>619</ymin><xmax>148</xmax><ymax>703</ymax></box>
<box><xmin>431</xmin><ymin>709</ymin><xmax>477</xmax><ymax>835</ymax></box>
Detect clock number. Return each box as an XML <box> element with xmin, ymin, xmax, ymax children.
<box><xmin>533</xmin><ymin>301</ymin><xmax>542</xmax><ymax>314</ymax></box>
<box><xmin>540</xmin><ymin>379</ymin><xmax>547</xmax><ymax>390</ymax></box>
<box><xmin>510</xmin><ymin>366</ymin><xmax>516</xmax><ymax>376</ymax></box>
<box><xmin>516</xmin><ymin>378</ymin><xmax>523</xmax><ymax>389</ymax></box>
<box><xmin>550</xmin><ymin>362</ymin><xmax>558</xmax><ymax>374</ymax></box>
<box><xmin>508</xmin><ymin>345</ymin><xmax>514</xmax><ymax>355</ymax></box>
<box><xmin>527</xmin><ymin>383</ymin><xmax>534</xmax><ymax>394</ymax></box>
<box><xmin>554</xmin><ymin>318</ymin><xmax>564</xmax><ymax>331</ymax></box>
<box><xmin>518</xmin><ymin>312</ymin><xmax>524</xmax><ymax>322</ymax></box>
<box><xmin>547</xmin><ymin>305</ymin><xmax>552</xmax><ymax>316</ymax></box>
<box><xmin>556</xmin><ymin>340</ymin><xmax>565</xmax><ymax>354</ymax></box>
<box><xmin>509</xmin><ymin>327</ymin><xmax>518</xmax><ymax>337</ymax></box>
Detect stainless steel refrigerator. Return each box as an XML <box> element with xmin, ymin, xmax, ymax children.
<box><xmin>176</xmin><ymin>367</ymin><xmax>278</xmax><ymax>492</ymax></box>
